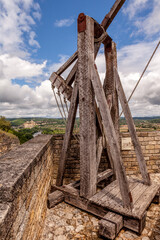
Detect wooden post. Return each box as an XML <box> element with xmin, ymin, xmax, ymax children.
<box><xmin>114</xmin><ymin>67</ymin><xmax>151</xmax><ymax>185</ymax></box>
<box><xmin>78</xmin><ymin>14</ymin><xmax>97</xmax><ymax>198</ymax></box>
<box><xmin>103</xmin><ymin>40</ymin><xmax>119</xmax><ymax>141</ymax></box>
<box><xmin>91</xmin><ymin>65</ymin><xmax>132</xmax><ymax>209</ymax></box>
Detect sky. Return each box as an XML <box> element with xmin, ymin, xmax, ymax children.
<box><xmin>0</xmin><ymin>0</ymin><xmax>160</xmax><ymax>118</ymax></box>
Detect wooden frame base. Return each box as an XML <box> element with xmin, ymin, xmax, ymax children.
<box><xmin>50</xmin><ymin>177</ymin><xmax>159</xmax><ymax>237</ymax></box>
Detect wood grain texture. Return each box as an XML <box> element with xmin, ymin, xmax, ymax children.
<box><xmin>114</xmin><ymin>67</ymin><xmax>151</xmax><ymax>186</ymax></box>
<box><xmin>56</xmin><ymin>51</ymin><xmax>78</xmax><ymax>76</ymax></box>
<box><xmin>78</xmin><ymin>16</ymin><xmax>97</xmax><ymax>198</ymax></box>
<box><xmin>91</xmin><ymin>65</ymin><xmax>132</xmax><ymax>208</ymax></box>
<box><xmin>47</xmin><ymin>190</ymin><xmax>64</xmax><ymax>209</ymax></box>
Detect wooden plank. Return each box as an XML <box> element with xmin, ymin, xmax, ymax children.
<box><xmin>47</xmin><ymin>190</ymin><xmax>64</xmax><ymax>209</ymax></box>
<box><xmin>101</xmin><ymin>0</ymin><xmax>126</xmax><ymax>30</ymax></box>
<box><xmin>65</xmin><ymin>62</ymin><xmax>77</xmax><ymax>86</ymax></box>
<box><xmin>124</xmin><ymin>212</ymin><xmax>146</xmax><ymax>234</ymax></box>
<box><xmin>56</xmin><ymin>51</ymin><xmax>78</xmax><ymax>75</ymax></box>
<box><xmin>133</xmin><ymin>182</ymin><xmax>159</xmax><ymax>218</ymax></box>
<box><xmin>91</xmin><ymin>65</ymin><xmax>132</xmax><ymax>209</ymax></box>
<box><xmin>97</xmin><ymin>169</ymin><xmax>113</xmax><ymax>182</ymax></box>
<box><xmin>114</xmin><ymin>67</ymin><xmax>151</xmax><ymax>185</ymax></box>
<box><xmin>56</xmin><ymin>81</ymin><xmax>79</xmax><ymax>186</ymax></box>
<box><xmin>78</xmin><ymin>16</ymin><xmax>97</xmax><ymax>198</ymax></box>
<box><xmin>99</xmin><ymin>212</ymin><xmax>123</xmax><ymax>239</ymax></box>
<box><xmin>50</xmin><ymin>72</ymin><xmax>72</xmax><ymax>100</ymax></box>
<box><xmin>99</xmin><ymin>219</ymin><xmax>116</xmax><ymax>240</ymax></box>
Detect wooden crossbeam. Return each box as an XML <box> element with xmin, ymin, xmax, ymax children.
<box><xmin>56</xmin><ymin>51</ymin><xmax>78</xmax><ymax>76</ymax></box>
<box><xmin>56</xmin><ymin>81</ymin><xmax>79</xmax><ymax>186</ymax></box>
<box><xmin>91</xmin><ymin>65</ymin><xmax>132</xmax><ymax>209</ymax></box>
<box><xmin>114</xmin><ymin>67</ymin><xmax>151</xmax><ymax>185</ymax></box>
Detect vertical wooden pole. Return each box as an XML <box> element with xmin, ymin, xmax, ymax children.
<box><xmin>78</xmin><ymin>14</ymin><xmax>97</xmax><ymax>198</ymax></box>
<box><xmin>103</xmin><ymin>40</ymin><xmax>120</xmax><ymax>142</ymax></box>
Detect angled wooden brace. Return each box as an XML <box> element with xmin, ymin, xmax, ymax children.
<box><xmin>91</xmin><ymin>64</ymin><xmax>133</xmax><ymax>209</ymax></box>
<box><xmin>114</xmin><ymin>67</ymin><xmax>151</xmax><ymax>185</ymax></box>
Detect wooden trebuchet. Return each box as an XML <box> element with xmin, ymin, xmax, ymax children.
<box><xmin>114</xmin><ymin>67</ymin><xmax>151</xmax><ymax>186</ymax></box>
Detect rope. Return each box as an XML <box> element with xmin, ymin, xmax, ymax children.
<box><xmin>58</xmin><ymin>90</ymin><xmax>67</xmax><ymax>120</ymax></box>
<box><xmin>64</xmin><ymin>97</ymin><xmax>69</xmax><ymax>113</ymax></box>
<box><xmin>52</xmin><ymin>86</ymin><xmax>67</xmax><ymax>124</ymax></box>
<box><xmin>94</xmin><ymin>27</ymin><xmax>108</xmax><ymax>43</ymax></box>
<box><xmin>119</xmin><ymin>40</ymin><xmax>160</xmax><ymax>117</ymax></box>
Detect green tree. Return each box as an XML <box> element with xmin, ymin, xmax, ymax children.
<box><xmin>0</xmin><ymin>116</ymin><xmax>11</xmax><ymax>132</ymax></box>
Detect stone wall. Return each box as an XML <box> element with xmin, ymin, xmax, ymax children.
<box><xmin>0</xmin><ymin>135</ymin><xmax>54</xmax><ymax>240</ymax></box>
<box><xmin>0</xmin><ymin>132</ymin><xmax>160</xmax><ymax>240</ymax></box>
<box><xmin>0</xmin><ymin>130</ymin><xmax>20</xmax><ymax>157</ymax></box>
<box><xmin>121</xmin><ymin>131</ymin><xmax>160</xmax><ymax>176</ymax></box>
<box><xmin>52</xmin><ymin>132</ymin><xmax>160</xmax><ymax>183</ymax></box>
<box><xmin>52</xmin><ymin>134</ymin><xmax>109</xmax><ymax>185</ymax></box>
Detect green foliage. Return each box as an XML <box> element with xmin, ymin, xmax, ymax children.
<box><xmin>42</xmin><ymin>128</ymin><xmax>53</xmax><ymax>135</ymax></box>
<box><xmin>0</xmin><ymin>116</ymin><xmax>11</xmax><ymax>132</ymax></box>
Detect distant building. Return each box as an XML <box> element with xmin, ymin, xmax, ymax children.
<box><xmin>23</xmin><ymin>120</ymin><xmax>36</xmax><ymax>129</ymax></box>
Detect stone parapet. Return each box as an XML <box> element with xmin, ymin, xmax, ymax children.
<box><xmin>0</xmin><ymin>135</ymin><xmax>54</xmax><ymax>240</ymax></box>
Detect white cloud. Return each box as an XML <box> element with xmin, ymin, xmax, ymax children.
<box><xmin>0</xmin><ymin>54</ymin><xmax>46</xmax><ymax>80</ymax></box>
<box><xmin>54</xmin><ymin>18</ymin><xmax>75</xmax><ymax>27</ymax></box>
<box><xmin>0</xmin><ymin>0</ymin><xmax>41</xmax><ymax>56</ymax></box>
<box><xmin>124</xmin><ymin>0</ymin><xmax>149</xmax><ymax>19</ymax></box>
<box><xmin>124</xmin><ymin>0</ymin><xmax>160</xmax><ymax>37</ymax></box>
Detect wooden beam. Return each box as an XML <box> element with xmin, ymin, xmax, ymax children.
<box><xmin>65</xmin><ymin>62</ymin><xmax>78</xmax><ymax>86</ymax></box>
<box><xmin>78</xmin><ymin>15</ymin><xmax>97</xmax><ymax>198</ymax></box>
<box><xmin>101</xmin><ymin>0</ymin><xmax>126</xmax><ymax>30</ymax></box>
<box><xmin>56</xmin><ymin>51</ymin><xmax>78</xmax><ymax>76</ymax></box>
<box><xmin>99</xmin><ymin>212</ymin><xmax>123</xmax><ymax>239</ymax></box>
<box><xmin>96</xmin><ymin>136</ymin><xmax>103</xmax><ymax>168</ymax></box>
<box><xmin>47</xmin><ymin>190</ymin><xmax>64</xmax><ymax>209</ymax></box>
<box><xmin>91</xmin><ymin>65</ymin><xmax>132</xmax><ymax>209</ymax></box>
<box><xmin>114</xmin><ymin>67</ymin><xmax>151</xmax><ymax>186</ymax></box>
<box><xmin>56</xmin><ymin>81</ymin><xmax>79</xmax><ymax>186</ymax></box>
<box><xmin>97</xmin><ymin>169</ymin><xmax>113</xmax><ymax>182</ymax></box>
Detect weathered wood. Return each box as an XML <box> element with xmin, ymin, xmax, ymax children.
<box><xmin>101</xmin><ymin>0</ymin><xmax>126</xmax><ymax>30</ymax></box>
<box><xmin>47</xmin><ymin>190</ymin><xmax>64</xmax><ymax>209</ymax></box>
<box><xmin>78</xmin><ymin>16</ymin><xmax>97</xmax><ymax>198</ymax></box>
<box><xmin>65</xmin><ymin>63</ymin><xmax>78</xmax><ymax>86</ymax></box>
<box><xmin>56</xmin><ymin>81</ymin><xmax>79</xmax><ymax>186</ymax></box>
<box><xmin>56</xmin><ymin>51</ymin><xmax>78</xmax><ymax>76</ymax></box>
<box><xmin>99</xmin><ymin>219</ymin><xmax>116</xmax><ymax>240</ymax></box>
<box><xmin>91</xmin><ymin>65</ymin><xmax>132</xmax><ymax>208</ymax></box>
<box><xmin>96</xmin><ymin>136</ymin><xmax>103</xmax><ymax>168</ymax></box>
<box><xmin>152</xmin><ymin>189</ymin><xmax>160</xmax><ymax>204</ymax></box>
<box><xmin>124</xmin><ymin>212</ymin><xmax>146</xmax><ymax>234</ymax></box>
<box><xmin>99</xmin><ymin>212</ymin><xmax>123</xmax><ymax>239</ymax></box>
<box><xmin>97</xmin><ymin>169</ymin><xmax>113</xmax><ymax>183</ymax></box>
<box><xmin>50</xmin><ymin>72</ymin><xmax>72</xmax><ymax>100</ymax></box>
<box><xmin>114</xmin><ymin>67</ymin><xmax>151</xmax><ymax>186</ymax></box>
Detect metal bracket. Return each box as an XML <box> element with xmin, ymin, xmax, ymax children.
<box><xmin>78</xmin><ymin>13</ymin><xmax>86</xmax><ymax>33</ymax></box>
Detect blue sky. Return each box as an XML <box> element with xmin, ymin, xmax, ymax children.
<box><xmin>0</xmin><ymin>0</ymin><xmax>160</xmax><ymax>118</ymax></box>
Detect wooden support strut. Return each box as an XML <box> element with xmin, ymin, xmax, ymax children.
<box><xmin>91</xmin><ymin>64</ymin><xmax>133</xmax><ymax>209</ymax></box>
<box><xmin>78</xmin><ymin>15</ymin><xmax>97</xmax><ymax>198</ymax></box>
<box><xmin>114</xmin><ymin>67</ymin><xmax>151</xmax><ymax>186</ymax></box>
